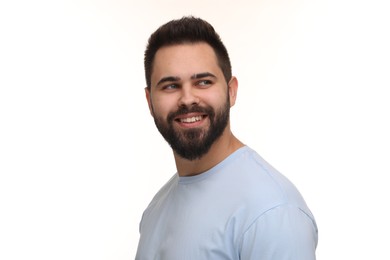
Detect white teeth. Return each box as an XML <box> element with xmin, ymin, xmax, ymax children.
<box><xmin>180</xmin><ymin>116</ymin><xmax>202</xmax><ymax>123</ymax></box>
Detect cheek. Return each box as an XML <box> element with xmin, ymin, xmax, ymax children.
<box><xmin>204</xmin><ymin>90</ymin><xmax>228</xmax><ymax>107</ymax></box>
<box><xmin>151</xmin><ymin>97</ymin><xmax>176</xmax><ymax>116</ymax></box>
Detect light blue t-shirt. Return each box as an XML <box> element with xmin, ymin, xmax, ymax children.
<box><xmin>136</xmin><ymin>146</ymin><xmax>318</xmax><ymax>259</ymax></box>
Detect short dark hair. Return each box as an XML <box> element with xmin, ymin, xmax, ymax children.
<box><xmin>144</xmin><ymin>16</ymin><xmax>232</xmax><ymax>89</ymax></box>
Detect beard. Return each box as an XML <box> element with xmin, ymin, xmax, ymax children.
<box><xmin>152</xmin><ymin>97</ymin><xmax>230</xmax><ymax>161</ymax></box>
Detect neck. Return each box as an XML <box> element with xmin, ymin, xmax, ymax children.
<box><xmin>173</xmin><ymin>125</ymin><xmax>244</xmax><ymax>177</ymax></box>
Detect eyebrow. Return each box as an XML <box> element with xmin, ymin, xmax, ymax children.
<box><xmin>156</xmin><ymin>76</ymin><xmax>181</xmax><ymax>87</ymax></box>
<box><xmin>191</xmin><ymin>72</ymin><xmax>216</xmax><ymax>80</ymax></box>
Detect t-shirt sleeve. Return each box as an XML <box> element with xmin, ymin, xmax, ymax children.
<box><xmin>239</xmin><ymin>205</ymin><xmax>318</xmax><ymax>260</ymax></box>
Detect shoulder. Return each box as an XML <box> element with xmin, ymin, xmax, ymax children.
<box><xmin>239</xmin><ymin>204</ymin><xmax>318</xmax><ymax>259</ymax></box>
<box><xmin>142</xmin><ymin>173</ymin><xmax>178</xmax><ymax>213</ymax></box>
<box><xmin>225</xmin><ymin>147</ymin><xmax>310</xmax><ymax>209</ymax></box>
<box><xmin>222</xmin><ymin>146</ymin><xmax>316</xmax><ymax>229</ymax></box>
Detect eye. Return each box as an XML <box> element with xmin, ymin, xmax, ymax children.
<box><xmin>196</xmin><ymin>80</ymin><xmax>212</xmax><ymax>87</ymax></box>
<box><xmin>162</xmin><ymin>84</ymin><xmax>179</xmax><ymax>91</ymax></box>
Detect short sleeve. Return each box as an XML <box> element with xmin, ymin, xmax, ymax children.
<box><xmin>239</xmin><ymin>205</ymin><xmax>318</xmax><ymax>260</ymax></box>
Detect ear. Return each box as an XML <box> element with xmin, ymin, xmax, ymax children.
<box><xmin>145</xmin><ymin>87</ymin><xmax>154</xmax><ymax>116</ymax></box>
<box><xmin>228</xmin><ymin>76</ymin><xmax>238</xmax><ymax>107</ymax></box>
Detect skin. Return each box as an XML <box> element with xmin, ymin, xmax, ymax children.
<box><xmin>146</xmin><ymin>43</ymin><xmax>244</xmax><ymax>176</ymax></box>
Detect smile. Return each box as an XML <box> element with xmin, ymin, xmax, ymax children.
<box><xmin>179</xmin><ymin>116</ymin><xmax>203</xmax><ymax>123</ymax></box>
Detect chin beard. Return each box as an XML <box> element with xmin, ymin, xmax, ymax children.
<box><xmin>153</xmin><ymin>100</ymin><xmax>230</xmax><ymax>161</ymax></box>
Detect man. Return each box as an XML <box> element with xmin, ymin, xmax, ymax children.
<box><xmin>136</xmin><ymin>16</ymin><xmax>318</xmax><ymax>259</ymax></box>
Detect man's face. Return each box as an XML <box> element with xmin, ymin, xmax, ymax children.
<box><xmin>146</xmin><ymin>43</ymin><xmax>236</xmax><ymax>160</ymax></box>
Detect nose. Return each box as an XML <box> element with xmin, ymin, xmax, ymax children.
<box><xmin>178</xmin><ymin>84</ymin><xmax>199</xmax><ymax>107</ymax></box>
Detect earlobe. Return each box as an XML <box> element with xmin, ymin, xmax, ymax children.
<box><xmin>228</xmin><ymin>77</ymin><xmax>238</xmax><ymax>107</ymax></box>
<box><xmin>145</xmin><ymin>87</ymin><xmax>154</xmax><ymax>116</ymax></box>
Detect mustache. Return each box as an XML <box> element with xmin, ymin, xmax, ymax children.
<box><xmin>167</xmin><ymin>105</ymin><xmax>214</xmax><ymax>123</ymax></box>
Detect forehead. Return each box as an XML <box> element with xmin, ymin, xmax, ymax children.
<box><xmin>151</xmin><ymin>43</ymin><xmax>222</xmax><ymax>83</ymax></box>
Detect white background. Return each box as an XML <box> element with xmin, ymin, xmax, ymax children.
<box><xmin>1</xmin><ymin>0</ymin><xmax>389</xmax><ymax>259</ymax></box>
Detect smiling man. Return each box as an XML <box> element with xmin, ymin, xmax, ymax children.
<box><xmin>136</xmin><ymin>17</ymin><xmax>318</xmax><ymax>260</ymax></box>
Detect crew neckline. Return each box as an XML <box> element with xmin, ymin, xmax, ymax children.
<box><xmin>178</xmin><ymin>145</ymin><xmax>250</xmax><ymax>184</ymax></box>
